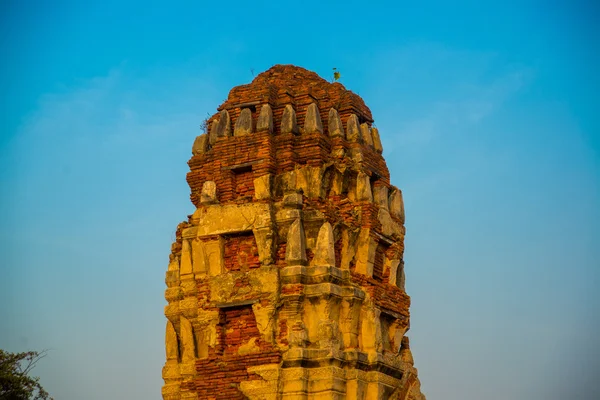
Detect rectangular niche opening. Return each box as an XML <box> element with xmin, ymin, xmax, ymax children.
<box><xmin>221</xmin><ymin>304</ymin><xmax>260</xmax><ymax>355</ymax></box>
<box><xmin>380</xmin><ymin>312</ymin><xmax>396</xmax><ymax>353</ymax></box>
<box><xmin>372</xmin><ymin>242</ymin><xmax>389</xmax><ymax>282</ymax></box>
<box><xmin>223</xmin><ymin>231</ymin><xmax>260</xmax><ymax>272</ymax></box>
<box><xmin>232</xmin><ymin>165</ymin><xmax>254</xmax><ymax>201</ymax></box>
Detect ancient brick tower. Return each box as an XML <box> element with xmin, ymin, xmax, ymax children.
<box><xmin>162</xmin><ymin>65</ymin><xmax>425</xmax><ymax>400</ymax></box>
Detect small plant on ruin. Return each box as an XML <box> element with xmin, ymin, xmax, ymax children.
<box><xmin>200</xmin><ymin>112</ymin><xmax>211</xmax><ymax>134</ymax></box>
<box><xmin>333</xmin><ymin>67</ymin><xmax>340</xmax><ymax>82</ymax></box>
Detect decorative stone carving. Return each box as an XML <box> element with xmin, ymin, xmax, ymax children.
<box><xmin>234</xmin><ymin>108</ymin><xmax>254</xmax><ymax>136</ymax></box>
<box><xmin>304</xmin><ymin>103</ymin><xmax>323</xmax><ymax>134</ymax></box>
<box><xmin>285</xmin><ymin>218</ymin><xmax>307</xmax><ymax>265</ymax></box>
<box><xmin>165</xmin><ymin>321</ymin><xmax>179</xmax><ymax>361</ymax></box>
<box><xmin>371</xmin><ymin>127</ymin><xmax>383</xmax><ymax>153</ymax></box>
<box><xmin>281</xmin><ymin>104</ymin><xmax>299</xmax><ymax>134</ymax></box>
<box><xmin>389</xmin><ymin>188</ymin><xmax>405</xmax><ymax>223</ymax></box>
<box><xmin>354</xmin><ymin>228</ymin><xmax>377</xmax><ymax>276</ymax></box>
<box><xmin>346</xmin><ymin>114</ymin><xmax>361</xmax><ymax>143</ymax></box>
<box><xmin>180</xmin><ymin>316</ymin><xmax>195</xmax><ymax>362</ymax></box>
<box><xmin>256</xmin><ymin>104</ymin><xmax>274</xmax><ymax>133</ymax></box>
<box><xmin>360</xmin><ymin>305</ymin><xmax>382</xmax><ymax>354</ymax></box>
<box><xmin>360</xmin><ymin>123</ymin><xmax>374</xmax><ymax>146</ymax></box>
<box><xmin>389</xmin><ymin>259</ymin><xmax>401</xmax><ymax>287</ymax></box>
<box><xmin>204</xmin><ymin>238</ymin><xmax>224</xmax><ymax>276</ymax></box>
<box><xmin>373</xmin><ymin>185</ymin><xmax>389</xmax><ymax>209</ymax></box>
<box><xmin>253</xmin><ymin>226</ymin><xmax>275</xmax><ymax>266</ymax></box>
<box><xmin>209</xmin><ymin>120</ymin><xmax>219</xmax><ymax>146</ymax></box>
<box><xmin>327</xmin><ymin>108</ymin><xmax>344</xmax><ymax>138</ymax></box>
<box><xmin>355</xmin><ymin>172</ymin><xmax>373</xmax><ymax>202</ymax></box>
<box><xmin>211</xmin><ymin>110</ymin><xmax>231</xmax><ymax>143</ymax></box>
<box><xmin>313</xmin><ymin>222</ymin><xmax>335</xmax><ymax>267</ymax></box>
<box><xmin>192</xmin><ymin>134</ymin><xmax>209</xmax><ymax>155</ymax></box>
<box><xmin>191</xmin><ymin>239</ymin><xmax>207</xmax><ymax>275</ymax></box>
<box><xmin>180</xmin><ymin>239</ymin><xmax>193</xmax><ymax>276</ymax></box>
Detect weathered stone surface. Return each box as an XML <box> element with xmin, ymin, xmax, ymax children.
<box><xmin>286</xmin><ymin>218</ymin><xmax>307</xmax><ymax>265</ymax></box>
<box><xmin>379</xmin><ymin>208</ymin><xmax>402</xmax><ymax>238</ymax></box>
<box><xmin>192</xmin><ymin>203</ymin><xmax>271</xmax><ymax>237</ymax></box>
<box><xmin>204</xmin><ymin>238</ymin><xmax>224</xmax><ymax>276</ymax></box>
<box><xmin>295</xmin><ymin>165</ymin><xmax>324</xmax><ymax>199</ymax></box>
<box><xmin>165</xmin><ymin>321</ymin><xmax>178</xmax><ymax>360</ymax></box>
<box><xmin>211</xmin><ymin>110</ymin><xmax>231</xmax><ymax>143</ymax></box>
<box><xmin>346</xmin><ymin>114</ymin><xmax>361</xmax><ymax>142</ymax></box>
<box><xmin>328</xmin><ymin>108</ymin><xmax>345</xmax><ymax>138</ymax></box>
<box><xmin>208</xmin><ymin>120</ymin><xmax>219</xmax><ymax>146</ymax></box>
<box><xmin>163</xmin><ymin>65</ymin><xmax>425</xmax><ymax>400</ymax></box>
<box><xmin>373</xmin><ymin>185</ymin><xmax>389</xmax><ymax>209</ymax></box>
<box><xmin>281</xmin><ymin>104</ymin><xmax>299</xmax><ymax>134</ymax></box>
<box><xmin>191</xmin><ymin>134</ymin><xmax>209</xmax><ymax>155</ymax></box>
<box><xmin>354</xmin><ymin>228</ymin><xmax>376</xmax><ymax>276</ymax></box>
<box><xmin>389</xmin><ymin>188</ymin><xmax>405</xmax><ymax>223</ymax></box>
<box><xmin>256</xmin><ymin>104</ymin><xmax>274</xmax><ymax>133</ymax></box>
<box><xmin>180</xmin><ymin>239</ymin><xmax>192</xmax><ymax>275</ymax></box>
<box><xmin>388</xmin><ymin>259</ymin><xmax>401</xmax><ymax>287</ymax></box>
<box><xmin>400</xmin><ymin>336</ymin><xmax>414</xmax><ymax>365</ymax></box>
<box><xmin>234</xmin><ymin>108</ymin><xmax>254</xmax><ymax>136</ymax></box>
<box><xmin>253</xmin><ymin>227</ymin><xmax>275</xmax><ymax>265</ymax></box>
<box><xmin>180</xmin><ymin>316</ymin><xmax>195</xmax><ymax>363</ymax></box>
<box><xmin>254</xmin><ymin>174</ymin><xmax>272</xmax><ymax>200</ymax></box>
<box><xmin>283</xmin><ymin>192</ymin><xmax>303</xmax><ymax>208</ymax></box>
<box><xmin>200</xmin><ymin>180</ymin><xmax>217</xmax><ymax>204</ymax></box>
<box><xmin>371</xmin><ymin>127</ymin><xmax>383</xmax><ymax>153</ymax></box>
<box><xmin>313</xmin><ymin>222</ymin><xmax>335</xmax><ymax>266</ymax></box>
<box><xmin>304</xmin><ymin>102</ymin><xmax>323</xmax><ymax>134</ymax></box>
<box><xmin>355</xmin><ymin>172</ymin><xmax>373</xmax><ymax>202</ymax></box>
<box><xmin>360</xmin><ymin>123</ymin><xmax>374</xmax><ymax>146</ymax></box>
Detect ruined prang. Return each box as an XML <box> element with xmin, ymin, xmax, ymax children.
<box><xmin>162</xmin><ymin>65</ymin><xmax>425</xmax><ymax>400</ymax></box>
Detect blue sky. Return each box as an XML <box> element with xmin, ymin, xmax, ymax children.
<box><xmin>1</xmin><ymin>1</ymin><xmax>598</xmax><ymax>399</ymax></box>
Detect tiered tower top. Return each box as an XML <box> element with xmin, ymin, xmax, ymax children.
<box><xmin>190</xmin><ymin>64</ymin><xmax>388</xmax><ymax>208</ymax></box>
<box><xmin>216</xmin><ymin>64</ymin><xmax>373</xmax><ymax>128</ymax></box>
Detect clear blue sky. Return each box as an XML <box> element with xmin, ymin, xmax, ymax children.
<box><xmin>1</xmin><ymin>1</ymin><xmax>598</xmax><ymax>399</ymax></box>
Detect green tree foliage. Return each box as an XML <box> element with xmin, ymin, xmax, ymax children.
<box><xmin>0</xmin><ymin>350</ymin><xmax>53</xmax><ymax>400</ymax></box>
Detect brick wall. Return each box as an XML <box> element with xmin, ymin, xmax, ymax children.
<box><xmin>224</xmin><ymin>233</ymin><xmax>260</xmax><ymax>272</ymax></box>
<box><xmin>372</xmin><ymin>243</ymin><xmax>386</xmax><ymax>282</ymax></box>
<box><xmin>194</xmin><ymin>305</ymin><xmax>282</xmax><ymax>399</ymax></box>
<box><xmin>232</xmin><ymin>167</ymin><xmax>255</xmax><ymax>201</ymax></box>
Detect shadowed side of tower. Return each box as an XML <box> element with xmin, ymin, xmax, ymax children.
<box><xmin>162</xmin><ymin>65</ymin><xmax>426</xmax><ymax>400</ymax></box>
